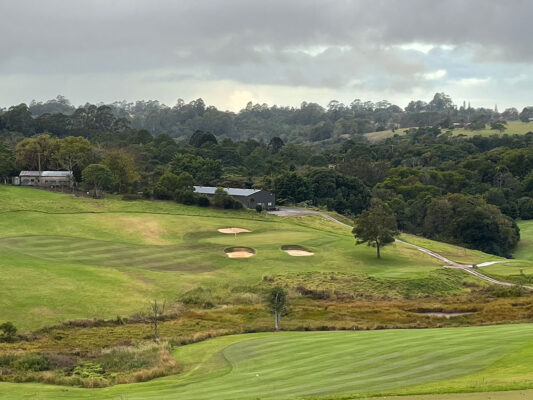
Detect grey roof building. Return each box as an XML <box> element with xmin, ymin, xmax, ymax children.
<box><xmin>194</xmin><ymin>186</ymin><xmax>276</xmax><ymax>210</ymax></box>
<box><xmin>14</xmin><ymin>171</ymin><xmax>73</xmax><ymax>187</ymax></box>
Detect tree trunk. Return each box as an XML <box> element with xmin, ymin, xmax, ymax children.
<box><xmin>376</xmin><ymin>242</ymin><xmax>381</xmax><ymax>259</ymax></box>
<box><xmin>274</xmin><ymin>312</ymin><xmax>280</xmax><ymax>331</ymax></box>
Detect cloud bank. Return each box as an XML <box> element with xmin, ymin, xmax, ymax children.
<box><xmin>0</xmin><ymin>0</ymin><xmax>531</xmax><ymax>110</ymax></box>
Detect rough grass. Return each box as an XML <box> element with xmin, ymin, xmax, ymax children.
<box><xmin>3</xmin><ymin>325</ymin><xmax>533</xmax><ymax>399</ymax></box>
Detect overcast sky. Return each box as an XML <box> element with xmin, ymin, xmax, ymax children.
<box><xmin>1</xmin><ymin>0</ymin><xmax>532</xmax><ymax>111</ymax></box>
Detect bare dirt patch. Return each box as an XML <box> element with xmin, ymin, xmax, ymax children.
<box><xmin>218</xmin><ymin>228</ymin><xmax>251</xmax><ymax>234</ymax></box>
<box><xmin>225</xmin><ymin>247</ymin><xmax>255</xmax><ymax>258</ymax></box>
<box><xmin>99</xmin><ymin>216</ymin><xmax>168</xmax><ymax>245</ymax></box>
<box><xmin>282</xmin><ymin>245</ymin><xmax>314</xmax><ymax>256</ymax></box>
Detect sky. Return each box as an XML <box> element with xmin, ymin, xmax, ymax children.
<box><xmin>0</xmin><ymin>0</ymin><xmax>532</xmax><ymax>111</ymax></box>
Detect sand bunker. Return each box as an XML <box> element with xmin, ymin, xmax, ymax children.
<box><xmin>282</xmin><ymin>245</ymin><xmax>314</xmax><ymax>256</ymax></box>
<box><xmin>218</xmin><ymin>228</ymin><xmax>251</xmax><ymax>234</ymax></box>
<box><xmin>225</xmin><ymin>247</ymin><xmax>256</xmax><ymax>258</ymax></box>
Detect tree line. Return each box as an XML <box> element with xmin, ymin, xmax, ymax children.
<box><xmin>1</xmin><ymin>95</ymin><xmax>533</xmax><ymax>257</ymax></box>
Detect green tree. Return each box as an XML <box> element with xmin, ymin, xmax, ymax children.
<box><xmin>353</xmin><ymin>205</ymin><xmax>399</xmax><ymax>259</ymax></box>
<box><xmin>176</xmin><ymin>172</ymin><xmax>194</xmax><ymax>192</ymax></box>
<box><xmin>519</xmin><ymin>107</ymin><xmax>533</xmax><ymax>122</ymax></box>
<box><xmin>82</xmin><ymin>164</ymin><xmax>114</xmax><ymax>198</ymax></box>
<box><xmin>490</xmin><ymin>121</ymin><xmax>507</xmax><ymax>133</ymax></box>
<box><xmin>2</xmin><ymin>104</ymin><xmax>35</xmax><ymax>135</ymax></box>
<box><xmin>56</xmin><ymin>136</ymin><xmax>92</xmax><ymax>173</ymax></box>
<box><xmin>268</xmin><ymin>136</ymin><xmax>285</xmax><ymax>154</ymax></box>
<box><xmin>0</xmin><ymin>139</ymin><xmax>14</xmax><ymax>179</ymax></box>
<box><xmin>174</xmin><ymin>172</ymin><xmax>196</xmax><ymax>205</ymax></box>
<box><xmin>154</xmin><ymin>172</ymin><xmax>180</xmax><ymax>200</ymax></box>
<box><xmin>15</xmin><ymin>133</ymin><xmax>59</xmax><ymax>170</ymax></box>
<box><xmin>103</xmin><ymin>150</ymin><xmax>140</xmax><ymax>193</ymax></box>
<box><xmin>267</xmin><ymin>286</ymin><xmax>289</xmax><ymax>331</ymax></box>
<box><xmin>189</xmin><ymin>130</ymin><xmax>217</xmax><ymax>148</ymax></box>
<box><xmin>170</xmin><ymin>153</ymin><xmax>222</xmax><ymax>185</ymax></box>
<box><xmin>274</xmin><ymin>172</ymin><xmax>311</xmax><ymax>203</ymax></box>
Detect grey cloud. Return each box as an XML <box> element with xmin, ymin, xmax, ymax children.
<box><xmin>0</xmin><ymin>0</ymin><xmax>532</xmax><ymax>108</ymax></box>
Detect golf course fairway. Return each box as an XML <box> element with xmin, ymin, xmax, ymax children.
<box><xmin>2</xmin><ymin>324</ymin><xmax>533</xmax><ymax>399</ymax></box>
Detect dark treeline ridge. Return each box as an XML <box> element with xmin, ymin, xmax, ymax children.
<box><xmin>1</xmin><ymin>93</ymin><xmax>533</xmax><ymax>257</ymax></box>
<box><xmin>6</xmin><ymin>93</ymin><xmax>533</xmax><ymax>143</ymax></box>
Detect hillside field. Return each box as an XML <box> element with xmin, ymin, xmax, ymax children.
<box><xmin>451</xmin><ymin>121</ymin><xmax>533</xmax><ymax>138</ymax></box>
<box><xmin>0</xmin><ymin>185</ymin><xmax>452</xmax><ymax>330</ymax></box>
<box><xmin>2</xmin><ymin>186</ymin><xmax>533</xmax><ymax>399</ymax></box>
<box><xmin>363</xmin><ymin>121</ymin><xmax>533</xmax><ymax>142</ymax></box>
<box><xmin>3</xmin><ymin>325</ymin><xmax>533</xmax><ymax>399</ymax></box>
<box><xmin>514</xmin><ymin>220</ymin><xmax>533</xmax><ymax>261</ymax></box>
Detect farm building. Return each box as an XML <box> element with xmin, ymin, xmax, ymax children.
<box><xmin>193</xmin><ymin>186</ymin><xmax>276</xmax><ymax>210</ymax></box>
<box><xmin>13</xmin><ymin>171</ymin><xmax>73</xmax><ymax>187</ymax></box>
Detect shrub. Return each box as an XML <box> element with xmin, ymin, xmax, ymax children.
<box><xmin>153</xmin><ymin>183</ymin><xmax>173</xmax><ymax>200</ymax></box>
<box><xmin>72</xmin><ymin>362</ymin><xmax>104</xmax><ymax>378</ymax></box>
<box><xmin>46</xmin><ymin>353</ymin><xmax>77</xmax><ymax>370</ymax></box>
<box><xmin>255</xmin><ymin>204</ymin><xmax>263</xmax><ymax>213</ymax></box>
<box><xmin>0</xmin><ymin>322</ymin><xmax>17</xmax><ymax>342</ymax></box>
<box><xmin>122</xmin><ymin>193</ymin><xmax>140</xmax><ymax>201</ymax></box>
<box><xmin>197</xmin><ymin>195</ymin><xmax>210</xmax><ymax>207</ymax></box>
<box><xmin>490</xmin><ymin>285</ymin><xmax>524</xmax><ymax>298</ymax></box>
<box><xmin>176</xmin><ymin>190</ymin><xmax>197</xmax><ymax>205</ymax></box>
<box><xmin>12</xmin><ymin>354</ymin><xmax>50</xmax><ymax>372</ymax></box>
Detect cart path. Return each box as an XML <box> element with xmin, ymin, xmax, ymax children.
<box><xmin>270</xmin><ymin>207</ymin><xmax>529</xmax><ymax>289</ymax></box>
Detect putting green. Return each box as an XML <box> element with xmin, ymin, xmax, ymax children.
<box><xmin>2</xmin><ymin>325</ymin><xmax>533</xmax><ymax>399</ymax></box>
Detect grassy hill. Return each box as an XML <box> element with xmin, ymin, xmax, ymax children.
<box><xmin>364</xmin><ymin>128</ymin><xmax>408</xmax><ymax>142</ymax></box>
<box><xmin>3</xmin><ymin>325</ymin><xmax>533</xmax><ymax>399</ymax></box>
<box><xmin>3</xmin><ymin>186</ymin><xmax>533</xmax><ymax>399</ymax></box>
<box><xmin>363</xmin><ymin>121</ymin><xmax>533</xmax><ymax>143</ymax></box>
<box><xmin>514</xmin><ymin>220</ymin><xmax>533</xmax><ymax>261</ymax></box>
<box><xmin>451</xmin><ymin>121</ymin><xmax>533</xmax><ymax>138</ymax></box>
<box><xmin>0</xmin><ymin>186</ymin><xmax>453</xmax><ymax>330</ymax></box>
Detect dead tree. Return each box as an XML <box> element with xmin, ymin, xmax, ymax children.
<box><xmin>149</xmin><ymin>299</ymin><xmax>166</xmax><ymax>341</ymax></box>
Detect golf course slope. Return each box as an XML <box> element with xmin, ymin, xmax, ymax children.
<box><xmin>2</xmin><ymin>325</ymin><xmax>533</xmax><ymax>399</ymax></box>
<box><xmin>0</xmin><ymin>186</ymin><xmax>452</xmax><ymax>330</ymax></box>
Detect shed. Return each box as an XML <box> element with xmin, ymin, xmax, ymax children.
<box><xmin>193</xmin><ymin>186</ymin><xmax>276</xmax><ymax>210</ymax></box>
<box><xmin>16</xmin><ymin>171</ymin><xmax>73</xmax><ymax>187</ymax></box>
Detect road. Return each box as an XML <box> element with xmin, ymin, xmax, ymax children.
<box><xmin>270</xmin><ymin>207</ymin><xmax>530</xmax><ymax>289</ymax></box>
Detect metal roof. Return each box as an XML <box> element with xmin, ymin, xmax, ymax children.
<box><xmin>19</xmin><ymin>171</ymin><xmax>41</xmax><ymax>177</ymax></box>
<box><xmin>194</xmin><ymin>186</ymin><xmax>262</xmax><ymax>197</ymax></box>
<box><xmin>41</xmin><ymin>171</ymin><xmax>72</xmax><ymax>177</ymax></box>
<box><xmin>19</xmin><ymin>171</ymin><xmax>72</xmax><ymax>177</ymax></box>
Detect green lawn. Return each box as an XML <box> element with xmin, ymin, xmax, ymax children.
<box><xmin>372</xmin><ymin>390</ymin><xmax>533</xmax><ymax>400</ymax></box>
<box><xmin>514</xmin><ymin>220</ymin><xmax>533</xmax><ymax>261</ymax></box>
<box><xmin>2</xmin><ymin>325</ymin><xmax>533</xmax><ymax>399</ymax></box>
<box><xmin>452</xmin><ymin>121</ymin><xmax>533</xmax><ymax>138</ymax></box>
<box><xmin>0</xmin><ymin>186</ymin><xmax>448</xmax><ymax>330</ymax></box>
<box><xmin>399</xmin><ymin>234</ymin><xmax>502</xmax><ymax>265</ymax></box>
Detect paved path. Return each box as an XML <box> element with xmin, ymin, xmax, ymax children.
<box><xmin>270</xmin><ymin>207</ymin><xmax>530</xmax><ymax>289</ymax></box>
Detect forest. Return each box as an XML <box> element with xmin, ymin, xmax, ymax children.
<box><xmin>1</xmin><ymin>93</ymin><xmax>532</xmax><ymax>257</ymax></box>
